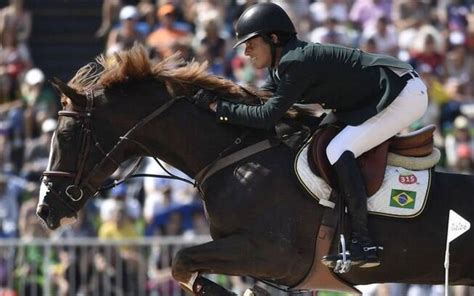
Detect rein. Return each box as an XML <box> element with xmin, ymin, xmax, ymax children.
<box><xmin>43</xmin><ymin>88</ymin><xmax>279</xmax><ymax>206</ymax></box>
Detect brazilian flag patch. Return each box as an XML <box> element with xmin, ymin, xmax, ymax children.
<box><xmin>390</xmin><ymin>189</ymin><xmax>416</xmax><ymax>209</ymax></box>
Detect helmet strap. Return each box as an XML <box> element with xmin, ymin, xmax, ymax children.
<box><xmin>261</xmin><ymin>34</ymin><xmax>277</xmax><ymax>68</ymax></box>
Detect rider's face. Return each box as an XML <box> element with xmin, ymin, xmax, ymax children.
<box><xmin>244</xmin><ymin>36</ymin><xmax>271</xmax><ymax>69</ymax></box>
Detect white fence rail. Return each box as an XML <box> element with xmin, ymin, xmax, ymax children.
<box><xmin>0</xmin><ymin>236</ymin><xmax>313</xmax><ymax>296</ymax></box>
<box><xmin>0</xmin><ymin>235</ymin><xmax>212</xmax><ymax>296</ymax></box>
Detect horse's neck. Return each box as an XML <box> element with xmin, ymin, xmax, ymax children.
<box><xmin>139</xmin><ymin>104</ymin><xmax>245</xmax><ymax>178</ymax></box>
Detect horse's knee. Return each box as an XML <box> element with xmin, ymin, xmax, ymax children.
<box><xmin>172</xmin><ymin>248</ymin><xmax>194</xmax><ymax>282</ymax></box>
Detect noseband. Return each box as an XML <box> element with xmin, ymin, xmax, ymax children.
<box><xmin>43</xmin><ymin>89</ymin><xmax>182</xmax><ymax>205</ymax></box>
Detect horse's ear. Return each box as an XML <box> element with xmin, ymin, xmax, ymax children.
<box><xmin>50</xmin><ymin>77</ymin><xmax>87</xmax><ymax>108</ymax></box>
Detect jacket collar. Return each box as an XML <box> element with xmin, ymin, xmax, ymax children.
<box><xmin>280</xmin><ymin>37</ymin><xmax>306</xmax><ymax>58</ymax></box>
<box><xmin>269</xmin><ymin>37</ymin><xmax>307</xmax><ymax>78</ymax></box>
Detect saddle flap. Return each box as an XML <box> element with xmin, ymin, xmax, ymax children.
<box><xmin>359</xmin><ymin>142</ymin><xmax>389</xmax><ymax>196</ymax></box>
<box><xmin>309</xmin><ymin>126</ymin><xmax>338</xmax><ymax>187</ymax></box>
<box><xmin>308</xmin><ymin>126</ymin><xmax>389</xmax><ymax>197</ymax></box>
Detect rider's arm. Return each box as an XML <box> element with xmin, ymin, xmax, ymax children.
<box><xmin>215</xmin><ymin>60</ymin><xmax>310</xmax><ymax>129</ymax></box>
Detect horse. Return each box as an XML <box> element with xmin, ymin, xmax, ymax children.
<box><xmin>37</xmin><ymin>46</ymin><xmax>474</xmax><ymax>295</ymax></box>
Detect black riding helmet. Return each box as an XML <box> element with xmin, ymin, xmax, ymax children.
<box><xmin>233</xmin><ymin>3</ymin><xmax>296</xmax><ymax>68</ymax></box>
<box><xmin>233</xmin><ymin>3</ymin><xmax>296</xmax><ymax>48</ymax></box>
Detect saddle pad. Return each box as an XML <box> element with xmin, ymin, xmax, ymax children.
<box><xmin>294</xmin><ymin>141</ymin><xmax>432</xmax><ymax>218</ymax></box>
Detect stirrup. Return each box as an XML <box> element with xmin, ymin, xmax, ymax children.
<box><xmin>350</xmin><ymin>245</ymin><xmax>383</xmax><ymax>268</ymax></box>
<box><xmin>321</xmin><ymin>234</ymin><xmax>352</xmax><ymax>273</ymax></box>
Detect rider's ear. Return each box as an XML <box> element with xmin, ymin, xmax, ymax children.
<box><xmin>270</xmin><ymin>33</ymin><xmax>279</xmax><ymax>45</ymax></box>
<box><xmin>50</xmin><ymin>77</ymin><xmax>87</xmax><ymax>108</ymax></box>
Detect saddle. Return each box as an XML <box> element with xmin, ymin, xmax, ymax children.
<box><xmin>308</xmin><ymin>124</ymin><xmax>436</xmax><ymax>196</ymax></box>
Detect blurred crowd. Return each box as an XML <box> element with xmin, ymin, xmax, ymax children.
<box><xmin>0</xmin><ymin>0</ymin><xmax>472</xmax><ymax>295</ymax></box>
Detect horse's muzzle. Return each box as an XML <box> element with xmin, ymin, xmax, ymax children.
<box><xmin>36</xmin><ymin>203</ymin><xmax>76</xmax><ymax>230</ymax></box>
<box><xmin>36</xmin><ymin>204</ymin><xmax>50</xmax><ymax>222</ymax></box>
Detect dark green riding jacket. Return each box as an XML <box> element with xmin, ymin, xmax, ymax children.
<box><xmin>216</xmin><ymin>38</ymin><xmax>414</xmax><ymax>129</ymax></box>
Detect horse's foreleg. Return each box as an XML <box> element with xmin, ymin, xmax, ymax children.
<box><xmin>172</xmin><ymin>235</ymin><xmax>277</xmax><ymax>295</ymax></box>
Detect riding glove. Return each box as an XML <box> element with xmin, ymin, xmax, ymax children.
<box><xmin>191</xmin><ymin>89</ymin><xmax>218</xmax><ymax>110</ymax></box>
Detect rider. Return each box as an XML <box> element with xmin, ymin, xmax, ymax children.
<box><xmin>190</xmin><ymin>2</ymin><xmax>428</xmax><ymax>268</ymax></box>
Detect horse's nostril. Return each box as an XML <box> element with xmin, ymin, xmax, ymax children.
<box><xmin>36</xmin><ymin>205</ymin><xmax>50</xmax><ymax>220</ymax></box>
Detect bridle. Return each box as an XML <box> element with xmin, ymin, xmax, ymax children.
<box><xmin>42</xmin><ymin>89</ymin><xmax>187</xmax><ymax>208</ymax></box>
<box><xmin>41</xmin><ymin>87</ymin><xmax>277</xmax><ymax>213</ymax></box>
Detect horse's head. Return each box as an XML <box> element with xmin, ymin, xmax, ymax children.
<box><xmin>37</xmin><ymin>78</ymin><xmax>122</xmax><ymax>229</ymax></box>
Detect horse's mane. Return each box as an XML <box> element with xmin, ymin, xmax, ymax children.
<box><xmin>68</xmin><ymin>45</ymin><xmax>264</xmax><ymax>104</ymax></box>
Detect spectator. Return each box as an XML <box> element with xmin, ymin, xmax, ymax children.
<box><xmin>409</xmin><ymin>26</ymin><xmax>446</xmax><ymax>75</ymax></box>
<box><xmin>21</xmin><ymin>68</ymin><xmax>58</xmax><ymax>139</ymax></box>
<box><xmin>97</xmin><ymin>202</ymin><xmax>143</xmax><ymax>294</ymax></box>
<box><xmin>445</xmin><ymin>115</ymin><xmax>474</xmax><ymax>172</ymax></box>
<box><xmin>142</xmin><ymin>158</ymin><xmax>197</xmax><ymax>222</ymax></box>
<box><xmin>349</xmin><ymin>0</ymin><xmax>392</xmax><ymax>32</ymax></box>
<box><xmin>445</xmin><ymin>38</ymin><xmax>474</xmax><ymax>96</ymax></box>
<box><xmin>95</xmin><ymin>0</ymin><xmax>122</xmax><ymax>38</ymax></box>
<box><xmin>308</xmin><ymin>17</ymin><xmax>351</xmax><ymax>46</ymax></box>
<box><xmin>137</xmin><ymin>0</ymin><xmax>156</xmax><ymax>31</ymax></box>
<box><xmin>394</xmin><ymin>0</ymin><xmax>433</xmax><ymax>61</ymax></box>
<box><xmin>439</xmin><ymin>77</ymin><xmax>467</xmax><ymax>131</ymax></box>
<box><xmin>99</xmin><ymin>183</ymin><xmax>141</xmax><ymax>223</ymax></box>
<box><xmin>309</xmin><ymin>0</ymin><xmax>349</xmax><ymax>27</ymax></box>
<box><xmin>0</xmin><ymin>174</ymin><xmax>19</xmax><ymax>238</ymax></box>
<box><xmin>0</xmin><ymin>30</ymin><xmax>30</xmax><ymax>100</ymax></box>
<box><xmin>146</xmin><ymin>3</ymin><xmax>191</xmax><ymax>59</ymax></box>
<box><xmin>195</xmin><ymin>18</ymin><xmax>227</xmax><ymax>75</ymax></box>
<box><xmin>445</xmin><ymin>0</ymin><xmax>471</xmax><ymax>32</ymax></box>
<box><xmin>22</xmin><ymin>117</ymin><xmax>56</xmax><ymax>181</ymax></box>
<box><xmin>413</xmin><ymin>64</ymin><xmax>445</xmax><ymax>140</ymax></box>
<box><xmin>272</xmin><ymin>0</ymin><xmax>312</xmax><ymax>38</ymax></box>
<box><xmin>188</xmin><ymin>0</ymin><xmax>226</xmax><ymax>42</ymax></box>
<box><xmin>0</xmin><ymin>0</ymin><xmax>31</xmax><ymax>55</ymax></box>
<box><xmin>392</xmin><ymin>0</ymin><xmax>432</xmax><ymax>31</ymax></box>
<box><xmin>360</xmin><ymin>36</ymin><xmax>379</xmax><ymax>53</ymax></box>
<box><xmin>19</xmin><ymin>194</ymin><xmax>48</xmax><ymax>238</ymax></box>
<box><xmin>99</xmin><ymin>201</ymin><xmax>140</xmax><ymax>239</ymax></box>
<box><xmin>4</xmin><ymin>97</ymin><xmax>24</xmax><ymax>173</ymax></box>
<box><xmin>361</xmin><ymin>16</ymin><xmax>398</xmax><ymax>56</ymax></box>
<box><xmin>106</xmin><ymin>5</ymin><xmax>146</xmax><ymax>55</ymax></box>
<box><xmin>85</xmin><ymin>246</ymin><xmax>129</xmax><ymax>295</ymax></box>
<box><xmin>172</xmin><ymin>38</ymin><xmax>195</xmax><ymax>61</ymax></box>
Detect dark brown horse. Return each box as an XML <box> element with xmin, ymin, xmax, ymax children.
<box><xmin>37</xmin><ymin>46</ymin><xmax>474</xmax><ymax>295</ymax></box>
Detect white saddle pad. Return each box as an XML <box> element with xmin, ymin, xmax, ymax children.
<box><xmin>294</xmin><ymin>141</ymin><xmax>432</xmax><ymax>218</ymax></box>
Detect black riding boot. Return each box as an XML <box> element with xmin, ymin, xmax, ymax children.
<box><xmin>331</xmin><ymin>151</ymin><xmax>382</xmax><ymax>268</ymax></box>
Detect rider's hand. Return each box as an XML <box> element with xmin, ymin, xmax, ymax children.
<box><xmin>190</xmin><ymin>89</ymin><xmax>218</xmax><ymax>111</ymax></box>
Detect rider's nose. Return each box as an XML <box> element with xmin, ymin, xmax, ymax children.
<box><xmin>36</xmin><ymin>204</ymin><xmax>50</xmax><ymax>220</ymax></box>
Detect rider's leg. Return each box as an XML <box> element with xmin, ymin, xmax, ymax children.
<box><xmin>324</xmin><ymin>77</ymin><xmax>428</xmax><ymax>268</ymax></box>
<box><xmin>332</xmin><ymin>150</ymin><xmax>381</xmax><ymax>267</ymax></box>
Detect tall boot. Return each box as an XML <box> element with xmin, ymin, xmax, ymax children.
<box><xmin>332</xmin><ymin>151</ymin><xmax>382</xmax><ymax>268</ymax></box>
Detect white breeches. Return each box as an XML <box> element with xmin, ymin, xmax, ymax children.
<box><xmin>326</xmin><ymin>77</ymin><xmax>428</xmax><ymax>165</ymax></box>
